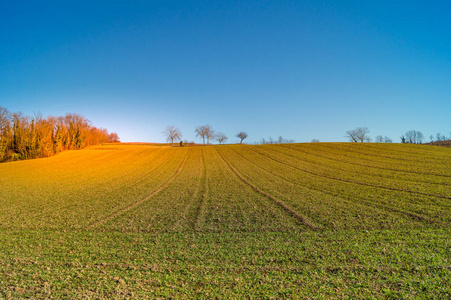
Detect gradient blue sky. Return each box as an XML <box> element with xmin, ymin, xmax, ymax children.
<box><xmin>1</xmin><ymin>0</ymin><xmax>450</xmax><ymax>143</ymax></box>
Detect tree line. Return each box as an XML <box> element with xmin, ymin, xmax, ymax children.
<box><xmin>255</xmin><ymin>136</ymin><xmax>295</xmax><ymax>145</ymax></box>
<box><xmin>345</xmin><ymin>127</ymin><xmax>450</xmax><ymax>144</ymax></box>
<box><xmin>163</xmin><ymin>124</ymin><xmax>297</xmax><ymax>146</ymax></box>
<box><xmin>0</xmin><ymin>107</ymin><xmax>119</xmax><ymax>162</ymax></box>
<box><xmin>162</xmin><ymin>124</ymin><xmax>249</xmax><ymax>146</ymax></box>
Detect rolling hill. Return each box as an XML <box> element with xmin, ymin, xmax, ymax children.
<box><xmin>0</xmin><ymin>143</ymin><xmax>450</xmax><ymax>298</ymax></box>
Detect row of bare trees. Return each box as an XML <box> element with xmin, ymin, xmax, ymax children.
<box><xmin>401</xmin><ymin>130</ymin><xmax>424</xmax><ymax>144</ymax></box>
<box><xmin>162</xmin><ymin>124</ymin><xmax>248</xmax><ymax>146</ymax></box>
<box><xmin>0</xmin><ymin>107</ymin><xmax>119</xmax><ymax>162</ymax></box>
<box><xmin>256</xmin><ymin>136</ymin><xmax>295</xmax><ymax>145</ymax></box>
<box><xmin>346</xmin><ymin>127</ymin><xmax>450</xmax><ymax>144</ymax></box>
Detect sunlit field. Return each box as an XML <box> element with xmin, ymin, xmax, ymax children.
<box><xmin>1</xmin><ymin>143</ymin><xmax>450</xmax><ymax>298</ymax></box>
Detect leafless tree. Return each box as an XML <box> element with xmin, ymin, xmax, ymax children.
<box><xmin>311</xmin><ymin>139</ymin><xmax>320</xmax><ymax>143</ymax></box>
<box><xmin>236</xmin><ymin>131</ymin><xmax>248</xmax><ymax>144</ymax></box>
<box><xmin>345</xmin><ymin>127</ymin><xmax>371</xmax><ymax>143</ymax></box>
<box><xmin>400</xmin><ymin>135</ymin><xmax>406</xmax><ymax>143</ymax></box>
<box><xmin>162</xmin><ymin>125</ymin><xmax>182</xmax><ymax>147</ymax></box>
<box><xmin>195</xmin><ymin>124</ymin><xmax>214</xmax><ymax>144</ymax></box>
<box><xmin>436</xmin><ymin>132</ymin><xmax>446</xmax><ymax>142</ymax></box>
<box><xmin>258</xmin><ymin>136</ymin><xmax>295</xmax><ymax>144</ymax></box>
<box><xmin>215</xmin><ymin>132</ymin><xmax>228</xmax><ymax>144</ymax></box>
<box><xmin>375</xmin><ymin>135</ymin><xmax>392</xmax><ymax>143</ymax></box>
<box><xmin>205</xmin><ymin>125</ymin><xmax>215</xmax><ymax>144</ymax></box>
<box><xmin>0</xmin><ymin>107</ymin><xmax>11</xmax><ymax>138</ymax></box>
<box><xmin>384</xmin><ymin>136</ymin><xmax>393</xmax><ymax>143</ymax></box>
<box><xmin>195</xmin><ymin>125</ymin><xmax>207</xmax><ymax>144</ymax></box>
<box><xmin>405</xmin><ymin>130</ymin><xmax>424</xmax><ymax>144</ymax></box>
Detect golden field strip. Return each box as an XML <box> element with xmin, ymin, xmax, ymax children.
<box><xmin>0</xmin><ymin>143</ymin><xmax>450</xmax><ymax>298</ymax></box>
<box><xmin>1</xmin><ymin>143</ymin><xmax>450</xmax><ymax>232</ymax></box>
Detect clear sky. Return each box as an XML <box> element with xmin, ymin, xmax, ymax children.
<box><xmin>1</xmin><ymin>0</ymin><xmax>450</xmax><ymax>143</ymax></box>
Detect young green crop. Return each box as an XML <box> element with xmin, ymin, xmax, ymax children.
<box><xmin>0</xmin><ymin>143</ymin><xmax>450</xmax><ymax>298</ymax></box>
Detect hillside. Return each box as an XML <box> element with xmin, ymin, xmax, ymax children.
<box><xmin>428</xmin><ymin>140</ymin><xmax>451</xmax><ymax>147</ymax></box>
<box><xmin>0</xmin><ymin>143</ymin><xmax>450</xmax><ymax>298</ymax></box>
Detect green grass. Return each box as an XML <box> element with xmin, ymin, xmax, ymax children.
<box><xmin>0</xmin><ymin>143</ymin><xmax>450</xmax><ymax>298</ymax></box>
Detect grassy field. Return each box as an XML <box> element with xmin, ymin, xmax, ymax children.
<box><xmin>0</xmin><ymin>143</ymin><xmax>450</xmax><ymax>298</ymax></box>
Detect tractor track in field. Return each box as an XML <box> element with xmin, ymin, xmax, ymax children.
<box><xmin>215</xmin><ymin>148</ymin><xmax>319</xmax><ymax>230</ymax></box>
<box><xmin>29</xmin><ymin>148</ymin><xmax>175</xmax><ymax>222</ymax></box>
<box><xmin>250</xmin><ymin>147</ymin><xmax>451</xmax><ymax>201</ymax></box>
<box><xmin>189</xmin><ymin>148</ymin><xmax>208</xmax><ymax>231</ymax></box>
<box><xmin>230</xmin><ymin>147</ymin><xmax>444</xmax><ymax>226</ymax></box>
<box><xmin>277</xmin><ymin>144</ymin><xmax>451</xmax><ymax>182</ymax></box>
<box><xmin>274</xmin><ymin>145</ymin><xmax>450</xmax><ymax>187</ymax></box>
<box><xmin>85</xmin><ymin>150</ymin><xmax>189</xmax><ymax>230</ymax></box>
<box><xmin>168</xmin><ymin>149</ymin><xmax>208</xmax><ymax>232</ymax></box>
<box><xmin>320</xmin><ymin>143</ymin><xmax>451</xmax><ymax>166</ymax></box>
<box><xmin>311</xmin><ymin>144</ymin><xmax>451</xmax><ymax>178</ymax></box>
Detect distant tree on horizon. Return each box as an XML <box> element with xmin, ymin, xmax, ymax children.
<box><xmin>345</xmin><ymin>127</ymin><xmax>371</xmax><ymax>143</ymax></box>
<box><xmin>400</xmin><ymin>135</ymin><xmax>406</xmax><ymax>143</ymax></box>
<box><xmin>375</xmin><ymin>135</ymin><xmax>393</xmax><ymax>143</ymax></box>
<box><xmin>215</xmin><ymin>132</ymin><xmax>228</xmax><ymax>144</ymax></box>
<box><xmin>162</xmin><ymin>125</ymin><xmax>182</xmax><ymax>147</ymax></box>
<box><xmin>405</xmin><ymin>130</ymin><xmax>424</xmax><ymax>144</ymax></box>
<box><xmin>195</xmin><ymin>124</ymin><xmax>214</xmax><ymax>145</ymax></box>
<box><xmin>236</xmin><ymin>131</ymin><xmax>248</xmax><ymax>144</ymax></box>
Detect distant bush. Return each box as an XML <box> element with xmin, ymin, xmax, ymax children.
<box><xmin>428</xmin><ymin>140</ymin><xmax>451</xmax><ymax>147</ymax></box>
<box><xmin>10</xmin><ymin>153</ymin><xmax>21</xmax><ymax>161</ymax></box>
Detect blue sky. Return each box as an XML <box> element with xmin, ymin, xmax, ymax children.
<box><xmin>1</xmin><ymin>0</ymin><xmax>450</xmax><ymax>143</ymax></box>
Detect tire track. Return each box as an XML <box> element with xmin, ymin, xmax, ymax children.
<box><xmin>215</xmin><ymin>148</ymin><xmax>319</xmax><ymax>230</ymax></box>
<box><xmin>189</xmin><ymin>148</ymin><xmax>208</xmax><ymax>231</ymax></box>
<box><xmin>321</xmin><ymin>143</ymin><xmax>451</xmax><ymax>165</ymax></box>
<box><xmin>30</xmin><ymin>147</ymin><xmax>174</xmax><ymax>222</ymax></box>
<box><xmin>167</xmin><ymin>148</ymin><xmax>207</xmax><ymax>231</ymax></box>
<box><xmin>85</xmin><ymin>149</ymin><xmax>189</xmax><ymax>230</ymax></box>
<box><xmin>250</xmin><ymin>147</ymin><xmax>451</xmax><ymax>200</ymax></box>
<box><xmin>229</xmin><ymin>146</ymin><xmax>443</xmax><ymax>226</ymax></box>
<box><xmin>314</xmin><ymin>144</ymin><xmax>451</xmax><ymax>177</ymax></box>
<box><xmin>278</xmin><ymin>144</ymin><xmax>451</xmax><ymax>181</ymax></box>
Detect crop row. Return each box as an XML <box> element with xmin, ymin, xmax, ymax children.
<box><xmin>0</xmin><ymin>143</ymin><xmax>450</xmax><ymax>232</ymax></box>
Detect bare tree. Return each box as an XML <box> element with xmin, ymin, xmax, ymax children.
<box><xmin>258</xmin><ymin>136</ymin><xmax>295</xmax><ymax>144</ymax></box>
<box><xmin>375</xmin><ymin>135</ymin><xmax>392</xmax><ymax>143</ymax></box>
<box><xmin>0</xmin><ymin>107</ymin><xmax>11</xmax><ymax>138</ymax></box>
<box><xmin>236</xmin><ymin>131</ymin><xmax>248</xmax><ymax>144</ymax></box>
<box><xmin>205</xmin><ymin>125</ymin><xmax>215</xmax><ymax>144</ymax></box>
<box><xmin>311</xmin><ymin>139</ymin><xmax>320</xmax><ymax>143</ymax></box>
<box><xmin>215</xmin><ymin>132</ymin><xmax>228</xmax><ymax>144</ymax></box>
<box><xmin>162</xmin><ymin>125</ymin><xmax>182</xmax><ymax>147</ymax></box>
<box><xmin>195</xmin><ymin>125</ymin><xmax>207</xmax><ymax>144</ymax></box>
<box><xmin>195</xmin><ymin>124</ymin><xmax>214</xmax><ymax>145</ymax></box>
<box><xmin>405</xmin><ymin>130</ymin><xmax>424</xmax><ymax>144</ymax></box>
<box><xmin>436</xmin><ymin>132</ymin><xmax>446</xmax><ymax>142</ymax></box>
<box><xmin>345</xmin><ymin>127</ymin><xmax>370</xmax><ymax>143</ymax></box>
<box><xmin>400</xmin><ymin>135</ymin><xmax>406</xmax><ymax>143</ymax></box>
